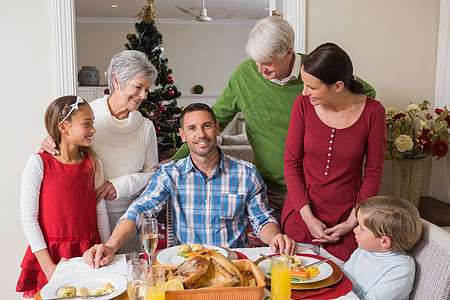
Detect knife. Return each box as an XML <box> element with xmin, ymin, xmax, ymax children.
<box><xmin>44</xmin><ymin>292</ymin><xmax>112</xmax><ymax>300</ymax></box>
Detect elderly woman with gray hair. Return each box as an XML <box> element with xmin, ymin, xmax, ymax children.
<box><xmin>40</xmin><ymin>50</ymin><xmax>159</xmax><ymax>253</ymax></box>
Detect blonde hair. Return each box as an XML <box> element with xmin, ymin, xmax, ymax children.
<box><xmin>45</xmin><ymin>96</ymin><xmax>102</xmax><ymax>187</ymax></box>
<box><xmin>356</xmin><ymin>196</ymin><xmax>422</xmax><ymax>253</ymax></box>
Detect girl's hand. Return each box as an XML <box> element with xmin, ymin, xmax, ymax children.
<box><xmin>42</xmin><ymin>257</ymin><xmax>68</xmax><ymax>281</ymax></box>
<box><xmin>42</xmin><ymin>263</ymin><xmax>57</xmax><ymax>281</ymax></box>
<box><xmin>96</xmin><ymin>182</ymin><xmax>117</xmax><ymax>203</ymax></box>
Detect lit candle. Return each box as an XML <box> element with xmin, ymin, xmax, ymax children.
<box><xmin>104</xmin><ymin>71</ymin><xmax>107</xmax><ymax>85</ymax></box>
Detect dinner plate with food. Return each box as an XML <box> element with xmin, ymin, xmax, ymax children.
<box><xmin>156</xmin><ymin>243</ymin><xmax>229</xmax><ymax>265</ymax></box>
<box><xmin>40</xmin><ymin>270</ymin><xmax>126</xmax><ymax>299</ymax></box>
<box><xmin>257</xmin><ymin>254</ymin><xmax>333</xmax><ymax>284</ymax></box>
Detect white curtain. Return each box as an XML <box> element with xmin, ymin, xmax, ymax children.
<box><xmin>429</xmin><ymin>0</ymin><xmax>450</xmax><ymax>204</ymax></box>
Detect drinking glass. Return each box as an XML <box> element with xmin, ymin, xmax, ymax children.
<box><xmin>127</xmin><ymin>259</ymin><xmax>148</xmax><ymax>300</ymax></box>
<box><xmin>145</xmin><ymin>267</ymin><xmax>165</xmax><ymax>300</ymax></box>
<box><xmin>271</xmin><ymin>255</ymin><xmax>291</xmax><ymax>300</ymax></box>
<box><xmin>141</xmin><ymin>218</ymin><xmax>159</xmax><ymax>266</ymax></box>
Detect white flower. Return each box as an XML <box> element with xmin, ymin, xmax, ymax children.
<box><xmin>394</xmin><ymin>134</ymin><xmax>414</xmax><ymax>152</ymax></box>
<box><xmin>419</xmin><ymin>119</ymin><xmax>428</xmax><ymax>129</ymax></box>
<box><xmin>386</xmin><ymin>107</ymin><xmax>397</xmax><ymax>115</ymax></box>
<box><xmin>406</xmin><ymin>104</ymin><xmax>420</xmax><ymax>113</ymax></box>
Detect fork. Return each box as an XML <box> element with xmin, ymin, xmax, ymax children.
<box><xmin>44</xmin><ymin>292</ymin><xmax>113</xmax><ymax>300</ymax></box>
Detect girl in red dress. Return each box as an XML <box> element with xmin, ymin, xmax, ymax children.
<box><xmin>16</xmin><ymin>96</ymin><xmax>110</xmax><ymax>298</ymax></box>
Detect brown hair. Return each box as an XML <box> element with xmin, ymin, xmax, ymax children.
<box><xmin>44</xmin><ymin>96</ymin><xmax>101</xmax><ymax>187</ymax></box>
<box><xmin>179</xmin><ymin>103</ymin><xmax>216</xmax><ymax>128</ymax></box>
<box><xmin>303</xmin><ymin>42</ymin><xmax>365</xmax><ymax>94</ymax></box>
<box><xmin>355</xmin><ymin>196</ymin><xmax>422</xmax><ymax>253</ymax></box>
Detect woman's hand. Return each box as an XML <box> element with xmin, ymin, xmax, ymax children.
<box><xmin>38</xmin><ymin>135</ymin><xmax>59</xmax><ymax>156</ymax></box>
<box><xmin>96</xmin><ymin>182</ymin><xmax>117</xmax><ymax>203</ymax></box>
<box><xmin>299</xmin><ymin>205</ymin><xmax>339</xmax><ymax>244</ymax></box>
<box><xmin>324</xmin><ymin>207</ymin><xmax>357</xmax><ymax>238</ymax></box>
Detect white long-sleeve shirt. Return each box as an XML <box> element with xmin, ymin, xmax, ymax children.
<box><xmin>343</xmin><ymin>248</ymin><xmax>415</xmax><ymax>300</ymax></box>
<box><xmin>20</xmin><ymin>154</ymin><xmax>110</xmax><ymax>253</ymax></box>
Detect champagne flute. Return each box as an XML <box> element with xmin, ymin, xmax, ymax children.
<box><xmin>127</xmin><ymin>258</ymin><xmax>148</xmax><ymax>300</ymax></box>
<box><xmin>141</xmin><ymin>218</ymin><xmax>158</xmax><ymax>266</ymax></box>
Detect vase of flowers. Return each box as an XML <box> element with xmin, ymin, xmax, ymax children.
<box><xmin>386</xmin><ymin>100</ymin><xmax>450</xmax><ymax>207</ymax></box>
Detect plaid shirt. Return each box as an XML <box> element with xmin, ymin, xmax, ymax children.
<box><xmin>120</xmin><ymin>148</ymin><xmax>278</xmax><ymax>248</ymax></box>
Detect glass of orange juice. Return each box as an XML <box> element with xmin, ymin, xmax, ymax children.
<box><xmin>271</xmin><ymin>255</ymin><xmax>291</xmax><ymax>300</ymax></box>
<box><xmin>146</xmin><ymin>267</ymin><xmax>165</xmax><ymax>300</ymax></box>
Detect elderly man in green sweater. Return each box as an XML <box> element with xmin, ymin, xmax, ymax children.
<box><xmin>172</xmin><ymin>16</ymin><xmax>375</xmax><ymax>221</ymax></box>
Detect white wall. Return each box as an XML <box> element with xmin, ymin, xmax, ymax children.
<box><xmin>0</xmin><ymin>1</ymin><xmax>57</xmax><ymax>298</ymax></box>
<box><xmin>306</xmin><ymin>0</ymin><xmax>440</xmax><ymax>196</ymax></box>
<box><xmin>76</xmin><ymin>23</ymin><xmax>253</xmax><ymax>95</ymax></box>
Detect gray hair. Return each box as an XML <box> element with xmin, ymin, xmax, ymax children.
<box><xmin>107</xmin><ymin>50</ymin><xmax>157</xmax><ymax>94</ymax></box>
<box><xmin>245</xmin><ymin>16</ymin><xmax>295</xmax><ymax>63</ymax></box>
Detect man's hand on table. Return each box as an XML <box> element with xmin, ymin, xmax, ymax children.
<box><xmin>269</xmin><ymin>233</ymin><xmax>298</xmax><ymax>255</ymax></box>
<box><xmin>83</xmin><ymin>244</ymin><xmax>115</xmax><ymax>269</ymax></box>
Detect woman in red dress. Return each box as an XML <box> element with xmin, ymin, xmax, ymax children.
<box><xmin>281</xmin><ymin>43</ymin><xmax>386</xmax><ymax>261</ymax></box>
<box><xmin>16</xmin><ymin>96</ymin><xmax>110</xmax><ymax>297</ymax></box>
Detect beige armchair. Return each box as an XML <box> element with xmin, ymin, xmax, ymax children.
<box><xmin>408</xmin><ymin>218</ymin><xmax>450</xmax><ymax>300</ymax></box>
<box><xmin>218</xmin><ymin>112</ymin><xmax>254</xmax><ymax>162</ymax></box>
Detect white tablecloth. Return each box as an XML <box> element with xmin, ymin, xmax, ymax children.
<box><xmin>50</xmin><ymin>243</ymin><xmax>358</xmax><ymax>300</ymax></box>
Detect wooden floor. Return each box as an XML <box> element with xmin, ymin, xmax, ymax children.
<box><xmin>418</xmin><ymin>197</ymin><xmax>450</xmax><ymax>227</ymax></box>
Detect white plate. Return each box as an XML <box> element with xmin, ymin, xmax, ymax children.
<box><xmin>156</xmin><ymin>245</ymin><xmax>228</xmax><ymax>265</ymax></box>
<box><xmin>40</xmin><ymin>270</ymin><xmax>126</xmax><ymax>299</ymax></box>
<box><xmin>257</xmin><ymin>256</ymin><xmax>333</xmax><ymax>283</ymax></box>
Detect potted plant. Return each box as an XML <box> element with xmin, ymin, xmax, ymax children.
<box><xmin>385</xmin><ymin>100</ymin><xmax>450</xmax><ymax>207</ymax></box>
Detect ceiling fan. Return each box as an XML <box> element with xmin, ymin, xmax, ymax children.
<box><xmin>175</xmin><ymin>0</ymin><xmax>249</xmax><ymax>22</ymax></box>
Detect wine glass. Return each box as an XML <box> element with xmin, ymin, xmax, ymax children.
<box><xmin>127</xmin><ymin>258</ymin><xmax>148</xmax><ymax>300</ymax></box>
<box><xmin>141</xmin><ymin>218</ymin><xmax>158</xmax><ymax>266</ymax></box>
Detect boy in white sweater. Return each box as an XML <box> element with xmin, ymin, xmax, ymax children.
<box><xmin>343</xmin><ymin>196</ymin><xmax>422</xmax><ymax>300</ymax></box>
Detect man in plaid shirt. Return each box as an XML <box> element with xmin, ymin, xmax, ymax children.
<box><xmin>84</xmin><ymin>103</ymin><xmax>297</xmax><ymax>269</ymax></box>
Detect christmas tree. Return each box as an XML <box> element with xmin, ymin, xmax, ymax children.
<box><xmin>125</xmin><ymin>0</ymin><xmax>183</xmax><ymax>161</ymax></box>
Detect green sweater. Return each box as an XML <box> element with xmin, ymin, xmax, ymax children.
<box><xmin>172</xmin><ymin>55</ymin><xmax>376</xmax><ymax>192</ymax></box>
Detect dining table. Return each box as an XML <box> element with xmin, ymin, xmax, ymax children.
<box><xmin>34</xmin><ymin>243</ymin><xmax>359</xmax><ymax>300</ymax></box>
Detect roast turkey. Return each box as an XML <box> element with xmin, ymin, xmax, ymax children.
<box><xmin>165</xmin><ymin>252</ymin><xmax>243</xmax><ymax>289</ymax></box>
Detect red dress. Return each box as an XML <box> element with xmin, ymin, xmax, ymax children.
<box><xmin>16</xmin><ymin>153</ymin><xmax>101</xmax><ymax>296</ymax></box>
<box><xmin>281</xmin><ymin>96</ymin><xmax>385</xmax><ymax>261</ymax></box>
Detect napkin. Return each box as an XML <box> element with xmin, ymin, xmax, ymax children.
<box><xmin>291</xmin><ymin>273</ymin><xmax>353</xmax><ymax>300</ymax></box>
<box><xmin>233</xmin><ymin>251</ymin><xmax>248</xmax><ymax>259</ymax></box>
<box><xmin>51</xmin><ymin>254</ymin><xmax>127</xmax><ymax>279</ymax></box>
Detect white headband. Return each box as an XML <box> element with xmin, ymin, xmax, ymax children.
<box><xmin>61</xmin><ymin>96</ymin><xmax>85</xmax><ymax>122</ymax></box>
